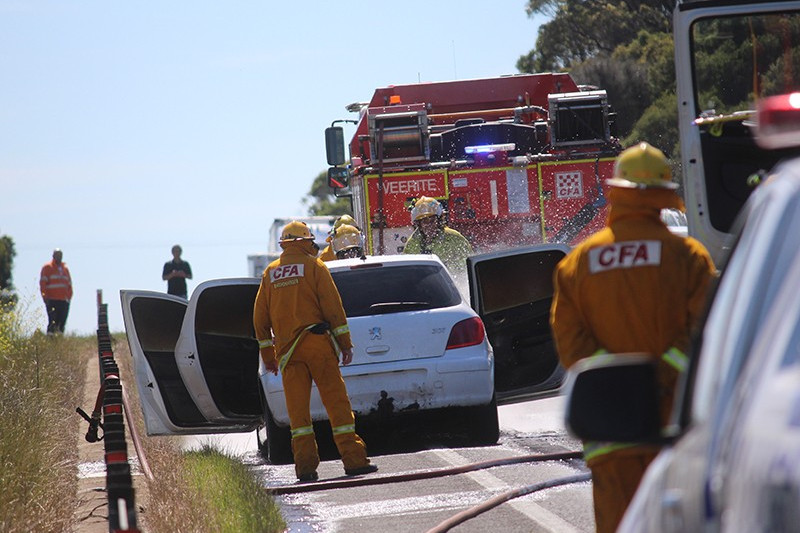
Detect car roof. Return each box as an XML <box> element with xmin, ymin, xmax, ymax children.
<box><xmin>325</xmin><ymin>254</ymin><xmax>445</xmax><ymax>272</ymax></box>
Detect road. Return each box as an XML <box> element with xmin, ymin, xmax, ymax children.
<box><xmin>181</xmin><ymin>396</ymin><xmax>594</xmax><ymax>532</ymax></box>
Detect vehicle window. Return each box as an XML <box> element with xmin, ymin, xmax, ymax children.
<box><xmin>332</xmin><ymin>264</ymin><xmax>461</xmax><ymax>317</ymax></box>
<box><xmin>692</xmin><ymin>11</ymin><xmax>800</xmax><ymax>118</ymax></box>
<box><xmin>474</xmin><ymin>250</ymin><xmax>563</xmax><ymax>315</ymax></box>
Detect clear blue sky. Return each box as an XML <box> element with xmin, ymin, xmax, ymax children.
<box><xmin>0</xmin><ymin>1</ymin><xmax>546</xmax><ymax>335</ymax></box>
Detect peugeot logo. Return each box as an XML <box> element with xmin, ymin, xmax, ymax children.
<box><xmin>369</xmin><ymin>327</ymin><xmax>382</xmax><ymax>340</ymax></box>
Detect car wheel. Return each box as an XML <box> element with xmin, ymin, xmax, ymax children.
<box><xmin>263</xmin><ymin>406</ymin><xmax>294</xmax><ymax>464</ymax></box>
<box><xmin>465</xmin><ymin>394</ymin><xmax>499</xmax><ymax>445</ymax></box>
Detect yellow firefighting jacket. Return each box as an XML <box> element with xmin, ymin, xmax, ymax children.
<box><xmin>318</xmin><ymin>244</ymin><xmax>336</xmax><ymax>262</ymax></box>
<box><xmin>403</xmin><ymin>226</ymin><xmax>473</xmax><ymax>277</ymax></box>
<box><xmin>253</xmin><ymin>240</ymin><xmax>353</xmax><ymax>368</ymax></box>
<box><xmin>551</xmin><ymin>187</ymin><xmax>715</xmax><ymax>438</ymax></box>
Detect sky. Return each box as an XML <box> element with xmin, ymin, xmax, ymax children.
<box><xmin>1</xmin><ymin>1</ymin><xmax>546</xmax><ymax>336</ymax></box>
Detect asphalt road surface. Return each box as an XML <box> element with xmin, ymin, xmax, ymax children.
<box><xmin>182</xmin><ymin>396</ymin><xmax>594</xmax><ymax>532</ymax></box>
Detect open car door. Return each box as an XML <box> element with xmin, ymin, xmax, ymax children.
<box><xmin>467</xmin><ymin>244</ymin><xmax>570</xmax><ymax>404</ymax></box>
<box><xmin>120</xmin><ymin>278</ymin><xmax>262</xmax><ymax>436</ymax></box>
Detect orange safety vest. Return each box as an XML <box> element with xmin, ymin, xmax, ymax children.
<box><xmin>40</xmin><ymin>261</ymin><xmax>73</xmax><ymax>301</ymax></box>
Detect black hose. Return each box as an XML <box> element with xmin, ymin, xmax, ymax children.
<box><xmin>268</xmin><ymin>450</ymin><xmax>582</xmax><ymax>495</ymax></box>
<box><xmin>426</xmin><ymin>472</ymin><xmax>592</xmax><ymax>533</ymax></box>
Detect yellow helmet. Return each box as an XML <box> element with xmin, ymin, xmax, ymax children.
<box><xmin>410</xmin><ymin>196</ymin><xmax>443</xmax><ymax>222</ymax></box>
<box><xmin>279</xmin><ymin>220</ymin><xmax>315</xmax><ymax>243</ymax></box>
<box><xmin>332</xmin><ymin>224</ymin><xmax>364</xmax><ymax>253</ymax></box>
<box><xmin>607</xmin><ymin>142</ymin><xmax>678</xmax><ymax>190</ymax></box>
<box><xmin>334</xmin><ymin>214</ymin><xmax>357</xmax><ymax>230</ymax></box>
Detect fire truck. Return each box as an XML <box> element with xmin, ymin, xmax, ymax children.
<box><xmin>324</xmin><ymin>73</ymin><xmax>622</xmax><ymax>255</ymax></box>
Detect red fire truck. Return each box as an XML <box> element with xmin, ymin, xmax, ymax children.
<box><xmin>325</xmin><ymin>73</ymin><xmax>622</xmax><ymax>255</ymax></box>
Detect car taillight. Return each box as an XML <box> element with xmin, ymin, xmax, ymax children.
<box><xmin>446</xmin><ymin>317</ymin><xmax>485</xmax><ymax>350</ymax></box>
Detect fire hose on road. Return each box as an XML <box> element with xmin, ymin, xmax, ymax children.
<box><xmin>426</xmin><ymin>471</ymin><xmax>592</xmax><ymax>533</ymax></box>
<box><xmin>268</xmin><ymin>449</ymin><xmax>583</xmax><ymax>495</ymax></box>
<box><xmin>268</xmin><ymin>448</ymin><xmax>589</xmax><ymax>531</ymax></box>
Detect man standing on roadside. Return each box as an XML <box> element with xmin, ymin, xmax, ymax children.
<box><xmin>162</xmin><ymin>244</ymin><xmax>192</xmax><ymax>299</ymax></box>
<box><xmin>253</xmin><ymin>220</ymin><xmax>377</xmax><ymax>482</ymax></box>
<box><xmin>551</xmin><ymin>142</ymin><xmax>716</xmax><ymax>533</ymax></box>
<box><xmin>40</xmin><ymin>248</ymin><xmax>73</xmax><ymax>334</ymax></box>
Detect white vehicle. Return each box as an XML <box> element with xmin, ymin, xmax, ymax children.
<box><xmin>563</xmin><ymin>1</ymin><xmax>800</xmax><ymax>530</ymax></box>
<box><xmin>677</xmin><ymin>0</ymin><xmax>800</xmax><ymax>264</ymax></box>
<box><xmin>121</xmin><ymin>245</ymin><xmax>568</xmax><ymax>463</ymax></box>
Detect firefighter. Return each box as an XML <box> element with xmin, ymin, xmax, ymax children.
<box><xmin>403</xmin><ymin>196</ymin><xmax>473</xmax><ymax>279</ymax></box>
<box><xmin>550</xmin><ymin>142</ymin><xmax>716</xmax><ymax>533</ymax></box>
<box><xmin>319</xmin><ymin>214</ymin><xmax>358</xmax><ymax>262</ymax></box>
<box><xmin>40</xmin><ymin>248</ymin><xmax>73</xmax><ymax>334</ymax></box>
<box><xmin>331</xmin><ymin>224</ymin><xmax>366</xmax><ymax>260</ymax></box>
<box><xmin>253</xmin><ymin>220</ymin><xmax>377</xmax><ymax>482</ymax></box>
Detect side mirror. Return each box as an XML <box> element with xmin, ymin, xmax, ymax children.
<box><xmin>325</xmin><ymin>126</ymin><xmax>346</xmax><ymax>166</ymax></box>
<box><xmin>563</xmin><ymin>353</ymin><xmax>663</xmax><ymax>443</ymax></box>
<box><xmin>328</xmin><ymin>166</ymin><xmax>350</xmax><ymax>189</ymax></box>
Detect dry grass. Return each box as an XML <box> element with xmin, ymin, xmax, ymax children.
<box><xmin>115</xmin><ymin>335</ymin><xmax>285</xmax><ymax>533</ymax></box>
<box><xmin>0</xmin><ymin>302</ymin><xmax>284</xmax><ymax>533</ymax></box>
<box><xmin>0</xmin><ymin>304</ymin><xmax>91</xmax><ymax>533</ymax></box>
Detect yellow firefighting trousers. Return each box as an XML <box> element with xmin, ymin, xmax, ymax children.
<box><xmin>281</xmin><ymin>333</ymin><xmax>369</xmax><ymax>477</ymax></box>
<box><xmin>588</xmin><ymin>446</ymin><xmax>660</xmax><ymax>533</ymax></box>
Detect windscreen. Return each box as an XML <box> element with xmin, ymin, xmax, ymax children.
<box><xmin>332</xmin><ymin>264</ymin><xmax>461</xmax><ymax>317</ymax></box>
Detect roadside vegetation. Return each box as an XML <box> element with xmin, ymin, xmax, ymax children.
<box><xmin>0</xmin><ymin>304</ymin><xmax>85</xmax><ymax>532</ymax></box>
<box><xmin>0</xmin><ymin>303</ymin><xmax>284</xmax><ymax>533</ymax></box>
<box><xmin>115</xmin><ymin>335</ymin><xmax>286</xmax><ymax>533</ymax></box>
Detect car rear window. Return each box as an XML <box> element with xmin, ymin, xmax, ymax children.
<box><xmin>332</xmin><ymin>264</ymin><xmax>461</xmax><ymax>317</ymax></box>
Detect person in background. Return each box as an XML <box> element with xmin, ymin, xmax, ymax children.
<box><xmin>40</xmin><ymin>248</ymin><xmax>73</xmax><ymax>334</ymax></box>
<box><xmin>331</xmin><ymin>224</ymin><xmax>366</xmax><ymax>260</ymax></box>
<box><xmin>319</xmin><ymin>214</ymin><xmax>359</xmax><ymax>262</ymax></box>
<box><xmin>253</xmin><ymin>220</ymin><xmax>377</xmax><ymax>482</ymax></box>
<box><xmin>162</xmin><ymin>244</ymin><xmax>192</xmax><ymax>298</ymax></box>
<box><xmin>550</xmin><ymin>142</ymin><xmax>716</xmax><ymax>533</ymax></box>
<box><xmin>402</xmin><ymin>196</ymin><xmax>473</xmax><ymax>280</ymax></box>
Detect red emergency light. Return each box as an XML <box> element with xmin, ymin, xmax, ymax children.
<box><xmin>756</xmin><ymin>92</ymin><xmax>800</xmax><ymax>150</ymax></box>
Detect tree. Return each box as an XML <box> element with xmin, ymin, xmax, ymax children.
<box><xmin>302</xmin><ymin>171</ymin><xmax>353</xmax><ymax>216</ymax></box>
<box><xmin>518</xmin><ymin>0</ymin><xmax>673</xmax><ymax>72</ymax></box>
<box><xmin>0</xmin><ymin>233</ymin><xmax>17</xmax><ymax>307</ymax></box>
<box><xmin>517</xmin><ymin>1</ymin><xmax>678</xmax><ymax>148</ymax></box>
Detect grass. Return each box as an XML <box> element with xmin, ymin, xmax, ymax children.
<box><xmin>0</xmin><ymin>303</ymin><xmax>85</xmax><ymax>533</ymax></box>
<box><xmin>115</xmin><ymin>334</ymin><xmax>286</xmax><ymax>533</ymax></box>
<box><xmin>184</xmin><ymin>446</ymin><xmax>285</xmax><ymax>533</ymax></box>
<box><xmin>0</xmin><ymin>303</ymin><xmax>285</xmax><ymax>533</ymax></box>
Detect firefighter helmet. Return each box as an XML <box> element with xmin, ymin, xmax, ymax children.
<box><xmin>328</xmin><ymin>214</ymin><xmax>358</xmax><ymax>240</ymax></box>
<box><xmin>607</xmin><ymin>142</ymin><xmax>678</xmax><ymax>190</ymax></box>
<box><xmin>332</xmin><ymin>224</ymin><xmax>365</xmax><ymax>254</ymax></box>
<box><xmin>411</xmin><ymin>196</ymin><xmax>443</xmax><ymax>222</ymax></box>
<box><xmin>279</xmin><ymin>221</ymin><xmax>315</xmax><ymax>243</ymax></box>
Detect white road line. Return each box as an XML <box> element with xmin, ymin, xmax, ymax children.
<box><xmin>430</xmin><ymin>448</ymin><xmax>582</xmax><ymax>533</ymax></box>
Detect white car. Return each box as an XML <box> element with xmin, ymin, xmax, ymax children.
<box><xmin>121</xmin><ymin>246</ymin><xmax>569</xmax><ymax>463</ymax></box>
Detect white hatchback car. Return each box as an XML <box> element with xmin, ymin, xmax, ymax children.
<box><xmin>122</xmin><ymin>246</ymin><xmax>568</xmax><ymax>463</ymax></box>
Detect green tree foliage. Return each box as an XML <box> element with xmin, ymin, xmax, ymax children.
<box><xmin>518</xmin><ymin>0</ymin><xmax>677</xmax><ymax>158</ymax></box>
<box><xmin>624</xmin><ymin>92</ymin><xmax>679</xmax><ymax>157</ymax></box>
<box><xmin>302</xmin><ymin>171</ymin><xmax>353</xmax><ymax>216</ymax></box>
<box><xmin>519</xmin><ymin>0</ymin><xmax>673</xmax><ymax>72</ymax></box>
<box><xmin>0</xmin><ymin>234</ymin><xmax>16</xmax><ymax>307</ymax></box>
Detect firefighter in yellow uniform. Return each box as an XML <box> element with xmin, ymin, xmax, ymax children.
<box><xmin>253</xmin><ymin>220</ymin><xmax>377</xmax><ymax>481</ymax></box>
<box><xmin>403</xmin><ymin>196</ymin><xmax>473</xmax><ymax>280</ymax></box>
<box><xmin>332</xmin><ymin>224</ymin><xmax>366</xmax><ymax>260</ymax></box>
<box><xmin>550</xmin><ymin>142</ymin><xmax>716</xmax><ymax>533</ymax></box>
<box><xmin>319</xmin><ymin>214</ymin><xmax>359</xmax><ymax>262</ymax></box>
